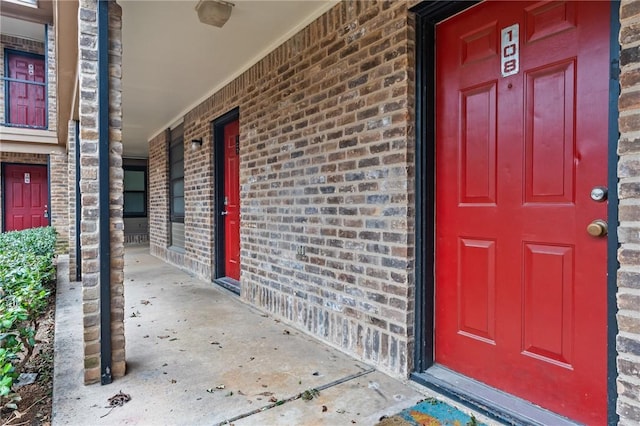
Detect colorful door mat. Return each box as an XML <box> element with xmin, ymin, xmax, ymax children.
<box><xmin>376</xmin><ymin>397</ymin><xmax>486</xmax><ymax>426</ymax></box>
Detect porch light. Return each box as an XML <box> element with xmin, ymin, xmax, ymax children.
<box><xmin>191</xmin><ymin>138</ymin><xmax>203</xmax><ymax>150</ymax></box>
<box><xmin>195</xmin><ymin>0</ymin><xmax>234</xmax><ymax>28</ymax></box>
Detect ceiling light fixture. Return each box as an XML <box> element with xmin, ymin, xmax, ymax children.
<box><xmin>195</xmin><ymin>0</ymin><xmax>234</xmax><ymax>28</ymax></box>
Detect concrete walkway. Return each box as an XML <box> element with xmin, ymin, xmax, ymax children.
<box><xmin>52</xmin><ymin>245</ymin><xmax>492</xmax><ymax>425</ymax></box>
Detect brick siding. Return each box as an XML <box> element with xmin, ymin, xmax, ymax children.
<box><xmin>148</xmin><ymin>130</ymin><xmax>170</xmax><ymax>257</ymax></box>
<box><xmin>67</xmin><ymin>120</ymin><xmax>79</xmax><ymax>280</ymax></box>
<box><xmin>49</xmin><ymin>151</ymin><xmax>68</xmax><ymax>253</ymax></box>
<box><xmin>618</xmin><ymin>1</ymin><xmax>640</xmax><ymax>423</ymax></box>
<box><xmin>150</xmin><ymin>0</ymin><xmax>416</xmax><ymax>377</ymax></box>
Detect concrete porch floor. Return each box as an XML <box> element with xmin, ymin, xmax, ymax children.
<box><xmin>52</xmin><ymin>245</ymin><xmax>495</xmax><ymax>425</ymax></box>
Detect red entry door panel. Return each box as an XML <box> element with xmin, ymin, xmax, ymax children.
<box><xmin>223</xmin><ymin>120</ymin><xmax>241</xmax><ymax>280</ymax></box>
<box><xmin>435</xmin><ymin>2</ymin><xmax>609</xmax><ymax>424</ymax></box>
<box><xmin>7</xmin><ymin>52</ymin><xmax>46</xmax><ymax>127</ymax></box>
<box><xmin>4</xmin><ymin>164</ymin><xmax>49</xmax><ymax>231</ymax></box>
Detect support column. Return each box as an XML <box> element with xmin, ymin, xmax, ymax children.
<box><xmin>78</xmin><ymin>0</ymin><xmax>124</xmax><ymax>385</ymax></box>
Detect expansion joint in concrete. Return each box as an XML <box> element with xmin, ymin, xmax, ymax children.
<box><xmin>215</xmin><ymin>367</ymin><xmax>377</xmax><ymax>425</ymax></box>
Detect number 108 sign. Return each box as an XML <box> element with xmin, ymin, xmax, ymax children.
<box><xmin>501</xmin><ymin>24</ymin><xmax>519</xmax><ymax>77</ymax></box>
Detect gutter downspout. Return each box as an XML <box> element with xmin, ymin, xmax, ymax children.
<box><xmin>98</xmin><ymin>0</ymin><xmax>112</xmax><ymax>385</ymax></box>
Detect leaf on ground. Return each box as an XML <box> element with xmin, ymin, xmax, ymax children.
<box><xmin>269</xmin><ymin>396</ymin><xmax>278</xmax><ymax>403</ymax></box>
<box><xmin>169</xmin><ymin>338</ymin><xmax>178</xmax><ymax>341</ymax></box>
<box><xmin>283</xmin><ymin>330</ymin><xmax>290</xmax><ymax>335</ymax></box>
<box><xmin>157</xmin><ymin>335</ymin><xmax>170</xmax><ymax>339</ymax></box>
<box><xmin>322</xmin><ymin>406</ymin><xmax>328</xmax><ymax>413</ymax></box>
<box><xmin>140</xmin><ymin>300</ymin><xmax>151</xmax><ymax>305</ymax></box>
<box><xmin>170</xmin><ymin>379</ymin><xmax>177</xmax><ymax>384</ymax></box>
<box><xmin>216</xmin><ymin>384</ymin><xmax>225</xmax><ymax>389</ymax></box>
<box><xmin>301</xmin><ymin>389</ymin><xmax>320</xmax><ymax>401</ymax></box>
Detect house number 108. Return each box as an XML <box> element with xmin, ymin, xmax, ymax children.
<box><xmin>501</xmin><ymin>24</ymin><xmax>519</xmax><ymax>77</ymax></box>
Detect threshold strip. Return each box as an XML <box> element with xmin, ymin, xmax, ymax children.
<box><xmin>216</xmin><ymin>367</ymin><xmax>376</xmax><ymax>426</ymax></box>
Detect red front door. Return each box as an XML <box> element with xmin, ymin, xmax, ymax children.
<box><xmin>435</xmin><ymin>2</ymin><xmax>609</xmax><ymax>423</ymax></box>
<box><xmin>223</xmin><ymin>120</ymin><xmax>240</xmax><ymax>280</ymax></box>
<box><xmin>7</xmin><ymin>52</ymin><xmax>46</xmax><ymax>128</ymax></box>
<box><xmin>3</xmin><ymin>164</ymin><xmax>49</xmax><ymax>232</ymax></box>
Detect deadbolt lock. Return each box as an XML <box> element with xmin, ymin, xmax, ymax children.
<box><xmin>590</xmin><ymin>186</ymin><xmax>608</xmax><ymax>202</ymax></box>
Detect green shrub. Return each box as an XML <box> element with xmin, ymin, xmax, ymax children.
<box><xmin>0</xmin><ymin>227</ymin><xmax>56</xmax><ymax>402</ymax></box>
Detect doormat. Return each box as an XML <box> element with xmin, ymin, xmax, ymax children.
<box><xmin>376</xmin><ymin>397</ymin><xmax>486</xmax><ymax>426</ymax></box>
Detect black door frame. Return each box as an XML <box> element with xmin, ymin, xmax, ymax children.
<box><xmin>212</xmin><ymin>107</ymin><xmax>240</xmax><ymax>294</ymax></box>
<box><xmin>410</xmin><ymin>2</ymin><xmax>620</xmax><ymax>424</ymax></box>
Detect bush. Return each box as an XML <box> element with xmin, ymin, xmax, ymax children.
<box><xmin>0</xmin><ymin>227</ymin><xmax>56</xmax><ymax>404</ymax></box>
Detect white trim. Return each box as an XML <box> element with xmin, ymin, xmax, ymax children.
<box><xmin>169</xmin><ymin>117</ymin><xmax>184</xmax><ymax>131</ymax></box>
<box><xmin>0</xmin><ymin>141</ymin><xmax>65</xmax><ymax>154</ymax></box>
<box><xmin>1</xmin><ymin>126</ymin><xmax>59</xmax><ymax>145</ymax></box>
<box><xmin>147</xmin><ymin>0</ymin><xmax>339</xmax><ymax>143</ymax></box>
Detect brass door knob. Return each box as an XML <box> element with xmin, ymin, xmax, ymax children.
<box><xmin>587</xmin><ymin>219</ymin><xmax>608</xmax><ymax>237</ymax></box>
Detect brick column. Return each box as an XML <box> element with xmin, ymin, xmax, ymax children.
<box><xmin>68</xmin><ymin>120</ymin><xmax>79</xmax><ymax>281</ymax></box>
<box><xmin>49</xmin><ymin>150</ymin><xmax>69</xmax><ymax>253</ymax></box>
<box><xmin>47</xmin><ymin>24</ymin><xmax>57</xmax><ymax>132</ymax></box>
<box><xmin>617</xmin><ymin>1</ymin><xmax>640</xmax><ymax>422</ymax></box>
<box><xmin>108</xmin><ymin>0</ymin><xmax>126</xmax><ymax>378</ymax></box>
<box><xmin>78</xmin><ymin>0</ymin><xmax>125</xmax><ymax>384</ymax></box>
<box><xmin>149</xmin><ymin>130</ymin><xmax>170</xmax><ymax>257</ymax></box>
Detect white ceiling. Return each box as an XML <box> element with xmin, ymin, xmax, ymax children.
<box><xmin>120</xmin><ymin>0</ymin><xmax>336</xmax><ymax>158</ymax></box>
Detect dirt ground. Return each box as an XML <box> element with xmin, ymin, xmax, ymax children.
<box><xmin>0</xmin><ymin>293</ymin><xmax>55</xmax><ymax>426</ymax></box>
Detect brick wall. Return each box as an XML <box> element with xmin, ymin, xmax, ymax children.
<box><xmin>49</xmin><ymin>151</ymin><xmax>68</xmax><ymax>253</ymax></box>
<box><xmin>47</xmin><ymin>25</ymin><xmax>57</xmax><ymax>132</ymax></box>
<box><xmin>78</xmin><ymin>0</ymin><xmax>125</xmax><ymax>384</ymax></box>
<box><xmin>150</xmin><ymin>0</ymin><xmax>415</xmax><ymax>377</ymax></box>
<box><xmin>617</xmin><ymin>1</ymin><xmax>640</xmax><ymax>423</ymax></box>
<box><xmin>148</xmin><ymin>130</ymin><xmax>170</xmax><ymax>256</ymax></box>
<box><xmin>0</xmin><ymin>31</ymin><xmax>57</xmax><ymax>130</ymax></box>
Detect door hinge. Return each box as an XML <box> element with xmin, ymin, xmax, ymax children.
<box><xmin>611</xmin><ymin>58</ymin><xmax>620</xmax><ymax>82</ymax></box>
<box><xmin>235</xmin><ymin>135</ymin><xmax>240</xmax><ymax>155</ymax></box>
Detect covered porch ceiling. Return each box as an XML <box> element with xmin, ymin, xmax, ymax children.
<box><xmin>119</xmin><ymin>0</ymin><xmax>336</xmax><ymax>158</ymax></box>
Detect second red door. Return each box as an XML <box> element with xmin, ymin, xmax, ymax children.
<box><xmin>223</xmin><ymin>120</ymin><xmax>240</xmax><ymax>281</ymax></box>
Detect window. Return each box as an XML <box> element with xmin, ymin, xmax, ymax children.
<box><xmin>170</xmin><ymin>140</ymin><xmax>184</xmax><ymax>223</ymax></box>
<box><xmin>169</xmin><ymin>125</ymin><xmax>185</xmax><ymax>249</ymax></box>
<box><xmin>123</xmin><ymin>166</ymin><xmax>147</xmax><ymax>217</ymax></box>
